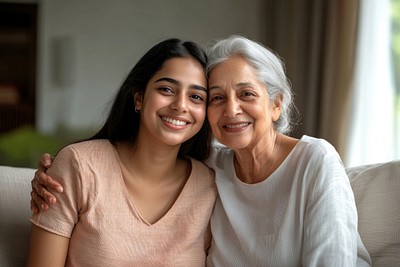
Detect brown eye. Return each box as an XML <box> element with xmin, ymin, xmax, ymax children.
<box><xmin>241</xmin><ymin>91</ymin><xmax>256</xmax><ymax>99</ymax></box>
<box><xmin>209</xmin><ymin>95</ymin><xmax>225</xmax><ymax>104</ymax></box>
<box><xmin>158</xmin><ymin>87</ymin><xmax>173</xmax><ymax>94</ymax></box>
<box><xmin>190</xmin><ymin>94</ymin><xmax>205</xmax><ymax>102</ymax></box>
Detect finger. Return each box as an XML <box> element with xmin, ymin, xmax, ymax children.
<box><xmin>38</xmin><ymin>181</ymin><xmax>57</xmax><ymax>204</ymax></box>
<box><xmin>42</xmin><ymin>187</ymin><xmax>57</xmax><ymax>204</ymax></box>
<box><xmin>37</xmin><ymin>170</ymin><xmax>63</xmax><ymax>193</ymax></box>
<box><xmin>31</xmin><ymin>190</ymin><xmax>49</xmax><ymax>211</ymax></box>
<box><xmin>30</xmin><ymin>198</ymin><xmax>37</xmax><ymax>213</ymax></box>
<box><xmin>32</xmin><ymin>173</ymin><xmax>58</xmax><ymax>204</ymax></box>
<box><xmin>41</xmin><ymin>153</ymin><xmax>53</xmax><ymax>168</ymax></box>
<box><xmin>30</xmin><ymin>195</ymin><xmax>39</xmax><ymax>213</ymax></box>
<box><xmin>31</xmin><ymin>172</ymin><xmax>40</xmax><ymax>195</ymax></box>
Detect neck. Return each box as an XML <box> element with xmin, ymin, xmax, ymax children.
<box><xmin>116</xmin><ymin>136</ymin><xmax>182</xmax><ymax>184</ymax></box>
<box><xmin>234</xmin><ymin>132</ymin><xmax>281</xmax><ymax>184</ymax></box>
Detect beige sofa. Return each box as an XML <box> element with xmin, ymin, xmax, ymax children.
<box><xmin>1</xmin><ymin>161</ymin><xmax>399</xmax><ymax>266</ymax></box>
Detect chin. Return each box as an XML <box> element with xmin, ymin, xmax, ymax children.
<box><xmin>216</xmin><ymin>138</ymin><xmax>250</xmax><ymax>150</ymax></box>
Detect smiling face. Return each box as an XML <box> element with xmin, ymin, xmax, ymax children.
<box><xmin>136</xmin><ymin>57</ymin><xmax>207</xmax><ymax>148</ymax></box>
<box><xmin>207</xmin><ymin>55</ymin><xmax>282</xmax><ymax>150</ymax></box>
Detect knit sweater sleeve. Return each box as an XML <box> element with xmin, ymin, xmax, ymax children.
<box><xmin>301</xmin><ymin>143</ymin><xmax>369</xmax><ymax>266</ymax></box>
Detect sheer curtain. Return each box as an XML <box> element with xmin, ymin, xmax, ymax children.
<box><xmin>345</xmin><ymin>0</ymin><xmax>396</xmax><ymax>167</ymax></box>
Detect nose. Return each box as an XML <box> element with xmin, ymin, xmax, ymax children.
<box><xmin>224</xmin><ymin>96</ymin><xmax>241</xmax><ymax>117</ymax></box>
<box><xmin>170</xmin><ymin>93</ymin><xmax>188</xmax><ymax>113</ymax></box>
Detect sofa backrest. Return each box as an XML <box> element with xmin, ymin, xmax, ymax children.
<box><xmin>347</xmin><ymin>160</ymin><xmax>400</xmax><ymax>267</ymax></box>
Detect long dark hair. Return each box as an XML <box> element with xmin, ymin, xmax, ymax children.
<box><xmin>89</xmin><ymin>38</ymin><xmax>211</xmax><ymax>160</ymax></box>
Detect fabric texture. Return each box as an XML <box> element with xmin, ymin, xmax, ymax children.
<box><xmin>1</xmin><ymin>145</ymin><xmax>398</xmax><ymax>266</ymax></box>
<box><xmin>0</xmin><ymin>165</ymin><xmax>35</xmax><ymax>267</ymax></box>
<box><xmin>30</xmin><ymin>140</ymin><xmax>217</xmax><ymax>267</ymax></box>
<box><xmin>205</xmin><ymin>136</ymin><xmax>371</xmax><ymax>267</ymax></box>
<box><xmin>347</xmin><ymin>160</ymin><xmax>400</xmax><ymax>267</ymax></box>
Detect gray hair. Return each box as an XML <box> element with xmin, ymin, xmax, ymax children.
<box><xmin>206</xmin><ymin>35</ymin><xmax>297</xmax><ymax>134</ymax></box>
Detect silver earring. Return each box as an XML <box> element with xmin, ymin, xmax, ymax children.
<box><xmin>134</xmin><ymin>106</ymin><xmax>139</xmax><ymax>113</ymax></box>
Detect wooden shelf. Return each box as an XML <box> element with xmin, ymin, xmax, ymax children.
<box><xmin>0</xmin><ymin>3</ymin><xmax>37</xmax><ymax>134</ymax></box>
<box><xmin>0</xmin><ymin>104</ymin><xmax>35</xmax><ymax>133</ymax></box>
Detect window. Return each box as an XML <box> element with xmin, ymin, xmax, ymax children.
<box><xmin>392</xmin><ymin>0</ymin><xmax>400</xmax><ymax>159</ymax></box>
<box><xmin>346</xmin><ymin>0</ymin><xmax>399</xmax><ymax>167</ymax></box>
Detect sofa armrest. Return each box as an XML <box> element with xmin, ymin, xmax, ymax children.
<box><xmin>0</xmin><ymin>165</ymin><xmax>35</xmax><ymax>266</ymax></box>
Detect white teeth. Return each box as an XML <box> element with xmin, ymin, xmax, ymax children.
<box><xmin>162</xmin><ymin>117</ymin><xmax>188</xmax><ymax>126</ymax></box>
<box><xmin>225</xmin><ymin>123</ymin><xmax>248</xmax><ymax>128</ymax></box>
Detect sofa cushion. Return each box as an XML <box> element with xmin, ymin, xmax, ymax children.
<box><xmin>346</xmin><ymin>160</ymin><xmax>400</xmax><ymax>267</ymax></box>
<box><xmin>0</xmin><ymin>166</ymin><xmax>35</xmax><ymax>267</ymax></box>
<box><xmin>0</xmin><ymin>162</ymin><xmax>399</xmax><ymax>266</ymax></box>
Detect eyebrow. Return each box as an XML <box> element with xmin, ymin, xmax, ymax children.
<box><xmin>209</xmin><ymin>82</ymin><xmax>255</xmax><ymax>91</ymax></box>
<box><xmin>155</xmin><ymin>77</ymin><xmax>207</xmax><ymax>93</ymax></box>
<box><xmin>208</xmin><ymin>85</ymin><xmax>220</xmax><ymax>91</ymax></box>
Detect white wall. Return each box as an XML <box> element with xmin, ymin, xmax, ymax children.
<box><xmin>33</xmin><ymin>0</ymin><xmax>267</xmax><ymax>134</ymax></box>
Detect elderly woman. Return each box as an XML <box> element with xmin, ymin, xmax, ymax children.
<box><xmin>204</xmin><ymin>35</ymin><xmax>371</xmax><ymax>266</ymax></box>
<box><xmin>30</xmin><ymin>36</ymin><xmax>371</xmax><ymax>266</ymax></box>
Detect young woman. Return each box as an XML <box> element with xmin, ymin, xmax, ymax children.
<box><xmin>27</xmin><ymin>38</ymin><xmax>217</xmax><ymax>266</ymax></box>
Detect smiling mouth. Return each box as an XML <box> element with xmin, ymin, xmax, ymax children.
<box><xmin>223</xmin><ymin>123</ymin><xmax>250</xmax><ymax>129</ymax></box>
<box><xmin>161</xmin><ymin>116</ymin><xmax>188</xmax><ymax>126</ymax></box>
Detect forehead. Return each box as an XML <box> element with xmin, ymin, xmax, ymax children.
<box><xmin>154</xmin><ymin>57</ymin><xmax>205</xmax><ymax>79</ymax></box>
<box><xmin>208</xmin><ymin>56</ymin><xmax>258</xmax><ymax>84</ymax></box>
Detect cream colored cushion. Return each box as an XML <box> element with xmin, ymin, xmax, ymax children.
<box><xmin>1</xmin><ymin>162</ymin><xmax>399</xmax><ymax>266</ymax></box>
<box><xmin>0</xmin><ymin>166</ymin><xmax>35</xmax><ymax>267</ymax></box>
<box><xmin>346</xmin><ymin>160</ymin><xmax>400</xmax><ymax>267</ymax></box>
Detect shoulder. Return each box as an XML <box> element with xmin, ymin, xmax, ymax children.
<box><xmin>186</xmin><ymin>158</ymin><xmax>217</xmax><ymax>201</ymax></box>
<box><xmin>298</xmin><ymin>135</ymin><xmax>338</xmax><ymax>157</ymax></box>
<box><xmin>292</xmin><ymin>135</ymin><xmax>343</xmax><ymax>169</ymax></box>
<box><xmin>291</xmin><ymin>136</ymin><xmax>348</xmax><ymax>187</ymax></box>
<box><xmin>287</xmin><ymin>136</ymin><xmax>346</xmax><ymax>181</ymax></box>
<box><xmin>53</xmin><ymin>139</ymin><xmax>117</xmax><ymax>175</ymax></box>
<box><xmin>204</xmin><ymin>141</ymin><xmax>234</xmax><ymax>169</ymax></box>
<box><xmin>59</xmin><ymin>139</ymin><xmax>112</xmax><ymax>154</ymax></box>
<box><xmin>189</xmin><ymin>157</ymin><xmax>215</xmax><ymax>180</ymax></box>
<box><xmin>56</xmin><ymin>139</ymin><xmax>113</xmax><ymax>161</ymax></box>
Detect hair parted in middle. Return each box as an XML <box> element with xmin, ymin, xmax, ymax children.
<box><xmin>90</xmin><ymin>38</ymin><xmax>211</xmax><ymax>160</ymax></box>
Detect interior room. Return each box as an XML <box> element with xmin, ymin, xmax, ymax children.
<box><xmin>0</xmin><ymin>0</ymin><xmax>399</xmax><ymax>168</ymax></box>
<box><xmin>0</xmin><ymin>1</ymin><xmax>399</xmax><ymax>266</ymax></box>
<box><xmin>0</xmin><ymin>0</ymin><xmax>271</xmax><ymax>167</ymax></box>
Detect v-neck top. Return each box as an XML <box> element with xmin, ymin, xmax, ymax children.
<box><xmin>30</xmin><ymin>139</ymin><xmax>217</xmax><ymax>267</ymax></box>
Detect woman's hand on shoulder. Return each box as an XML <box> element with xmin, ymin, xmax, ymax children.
<box><xmin>30</xmin><ymin>153</ymin><xmax>64</xmax><ymax>213</ymax></box>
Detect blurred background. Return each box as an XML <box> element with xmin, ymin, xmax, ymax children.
<box><xmin>0</xmin><ymin>0</ymin><xmax>399</xmax><ymax>168</ymax></box>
